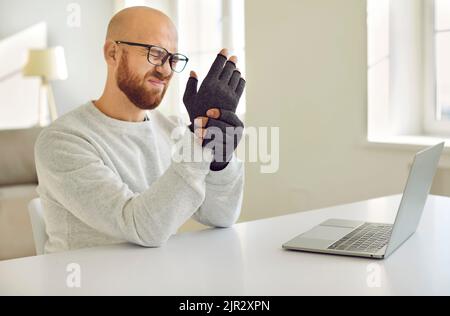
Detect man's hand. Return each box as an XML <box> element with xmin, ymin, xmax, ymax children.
<box><xmin>183</xmin><ymin>49</ymin><xmax>246</xmax><ymax>133</ymax></box>
<box><xmin>194</xmin><ymin>108</ymin><xmax>244</xmax><ymax>171</ymax></box>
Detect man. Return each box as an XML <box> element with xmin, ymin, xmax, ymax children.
<box><xmin>34</xmin><ymin>6</ymin><xmax>246</xmax><ymax>253</ymax></box>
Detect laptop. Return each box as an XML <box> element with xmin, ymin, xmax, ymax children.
<box><xmin>283</xmin><ymin>142</ymin><xmax>445</xmax><ymax>259</ymax></box>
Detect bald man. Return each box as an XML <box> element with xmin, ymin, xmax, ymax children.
<box><xmin>34</xmin><ymin>7</ymin><xmax>245</xmax><ymax>253</ymax></box>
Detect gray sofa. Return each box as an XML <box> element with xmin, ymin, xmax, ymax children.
<box><xmin>0</xmin><ymin>127</ymin><xmax>42</xmax><ymax>260</ymax></box>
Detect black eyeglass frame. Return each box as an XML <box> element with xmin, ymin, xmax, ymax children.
<box><xmin>115</xmin><ymin>40</ymin><xmax>189</xmax><ymax>73</ymax></box>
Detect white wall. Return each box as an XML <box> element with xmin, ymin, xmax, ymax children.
<box><xmin>241</xmin><ymin>0</ymin><xmax>450</xmax><ymax>222</ymax></box>
<box><xmin>0</xmin><ymin>0</ymin><xmax>115</xmax><ymax>115</ymax></box>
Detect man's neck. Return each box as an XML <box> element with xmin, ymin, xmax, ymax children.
<box><xmin>94</xmin><ymin>92</ymin><xmax>147</xmax><ymax>123</ymax></box>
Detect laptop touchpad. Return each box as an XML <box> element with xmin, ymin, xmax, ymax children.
<box><xmin>301</xmin><ymin>225</ymin><xmax>354</xmax><ymax>241</ymax></box>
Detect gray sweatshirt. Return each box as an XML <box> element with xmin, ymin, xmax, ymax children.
<box><xmin>35</xmin><ymin>102</ymin><xmax>244</xmax><ymax>254</ymax></box>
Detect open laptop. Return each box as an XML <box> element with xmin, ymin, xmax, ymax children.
<box><xmin>283</xmin><ymin>142</ymin><xmax>445</xmax><ymax>259</ymax></box>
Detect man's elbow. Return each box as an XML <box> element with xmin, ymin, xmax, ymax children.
<box><xmin>140</xmin><ymin>242</ymin><xmax>165</xmax><ymax>248</ymax></box>
<box><xmin>138</xmin><ymin>237</ymin><xmax>168</xmax><ymax>248</ymax></box>
<box><xmin>213</xmin><ymin>214</ymin><xmax>240</xmax><ymax>229</ymax></box>
<box><xmin>133</xmin><ymin>230</ymin><xmax>170</xmax><ymax>248</ymax></box>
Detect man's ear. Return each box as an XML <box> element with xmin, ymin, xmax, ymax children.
<box><xmin>104</xmin><ymin>41</ymin><xmax>118</xmax><ymax>67</ymax></box>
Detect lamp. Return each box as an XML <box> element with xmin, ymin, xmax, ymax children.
<box><xmin>23</xmin><ymin>47</ymin><xmax>68</xmax><ymax>125</ymax></box>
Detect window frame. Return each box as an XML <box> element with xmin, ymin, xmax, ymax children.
<box><xmin>424</xmin><ymin>0</ymin><xmax>450</xmax><ymax>136</ymax></box>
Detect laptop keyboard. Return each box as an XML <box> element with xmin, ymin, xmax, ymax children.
<box><xmin>327</xmin><ymin>223</ymin><xmax>393</xmax><ymax>253</ymax></box>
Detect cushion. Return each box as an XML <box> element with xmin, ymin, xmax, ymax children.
<box><xmin>0</xmin><ymin>127</ymin><xmax>43</xmax><ymax>186</ymax></box>
<box><xmin>0</xmin><ymin>184</ymin><xmax>38</xmax><ymax>260</ymax></box>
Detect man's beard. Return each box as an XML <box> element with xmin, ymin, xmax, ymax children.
<box><xmin>116</xmin><ymin>52</ymin><xmax>168</xmax><ymax>111</ymax></box>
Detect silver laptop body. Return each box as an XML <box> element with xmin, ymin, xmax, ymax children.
<box><xmin>282</xmin><ymin>143</ymin><xmax>445</xmax><ymax>259</ymax></box>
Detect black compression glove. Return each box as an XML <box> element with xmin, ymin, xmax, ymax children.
<box><xmin>204</xmin><ymin>109</ymin><xmax>244</xmax><ymax>171</ymax></box>
<box><xmin>183</xmin><ymin>54</ymin><xmax>246</xmax><ymax>133</ymax></box>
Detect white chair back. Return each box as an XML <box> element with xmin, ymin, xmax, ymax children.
<box><xmin>28</xmin><ymin>198</ymin><xmax>47</xmax><ymax>255</ymax></box>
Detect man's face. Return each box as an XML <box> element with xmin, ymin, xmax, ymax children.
<box><xmin>116</xmin><ymin>44</ymin><xmax>174</xmax><ymax>111</ymax></box>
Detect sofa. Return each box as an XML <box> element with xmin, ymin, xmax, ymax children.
<box><xmin>0</xmin><ymin>127</ymin><xmax>42</xmax><ymax>260</ymax></box>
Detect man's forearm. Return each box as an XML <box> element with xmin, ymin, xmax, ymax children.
<box><xmin>193</xmin><ymin>156</ymin><xmax>244</xmax><ymax>228</ymax></box>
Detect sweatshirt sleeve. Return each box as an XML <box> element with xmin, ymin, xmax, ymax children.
<box><xmin>192</xmin><ymin>154</ymin><xmax>245</xmax><ymax>228</ymax></box>
<box><xmin>164</xmin><ymin>114</ymin><xmax>245</xmax><ymax>229</ymax></box>
<box><xmin>35</xmin><ymin>128</ymin><xmax>213</xmax><ymax>248</ymax></box>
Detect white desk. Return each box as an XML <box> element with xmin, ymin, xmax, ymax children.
<box><xmin>1</xmin><ymin>195</ymin><xmax>449</xmax><ymax>296</ymax></box>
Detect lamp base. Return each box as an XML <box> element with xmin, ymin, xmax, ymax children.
<box><xmin>37</xmin><ymin>80</ymin><xmax>58</xmax><ymax>126</ymax></box>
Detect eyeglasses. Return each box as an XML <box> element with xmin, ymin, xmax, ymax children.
<box><xmin>115</xmin><ymin>41</ymin><xmax>189</xmax><ymax>73</ymax></box>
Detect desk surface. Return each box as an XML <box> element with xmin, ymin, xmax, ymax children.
<box><xmin>1</xmin><ymin>195</ymin><xmax>449</xmax><ymax>296</ymax></box>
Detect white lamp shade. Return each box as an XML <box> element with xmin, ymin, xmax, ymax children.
<box><xmin>23</xmin><ymin>46</ymin><xmax>68</xmax><ymax>81</ymax></box>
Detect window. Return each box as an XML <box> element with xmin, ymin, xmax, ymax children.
<box><xmin>367</xmin><ymin>0</ymin><xmax>390</xmax><ymax>138</ymax></box>
<box><xmin>368</xmin><ymin>0</ymin><xmax>450</xmax><ymax>142</ymax></box>
<box><xmin>118</xmin><ymin>0</ymin><xmax>246</xmax><ymax>121</ymax></box>
<box><xmin>434</xmin><ymin>0</ymin><xmax>450</xmax><ymax>121</ymax></box>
